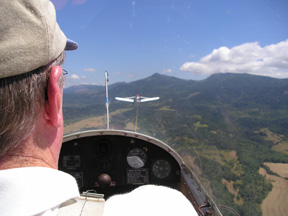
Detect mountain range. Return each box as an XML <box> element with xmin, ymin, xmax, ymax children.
<box><xmin>63</xmin><ymin>73</ymin><xmax>288</xmax><ymax>216</ymax></box>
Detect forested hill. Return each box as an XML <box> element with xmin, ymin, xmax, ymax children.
<box><xmin>63</xmin><ymin>73</ymin><xmax>288</xmax><ymax>216</ymax></box>
<box><xmin>64</xmin><ymin>72</ymin><xmax>288</xmax><ymax>108</ymax></box>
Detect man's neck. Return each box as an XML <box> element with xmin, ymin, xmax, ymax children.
<box><xmin>0</xmin><ymin>155</ymin><xmax>56</xmax><ymax>170</ymax></box>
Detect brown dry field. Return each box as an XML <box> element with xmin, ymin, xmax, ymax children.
<box><xmin>259</xmin><ymin>163</ymin><xmax>288</xmax><ymax>216</ymax></box>
<box><xmin>64</xmin><ymin>115</ymin><xmax>106</xmax><ymax>134</ymax></box>
<box><xmin>264</xmin><ymin>162</ymin><xmax>288</xmax><ymax>178</ymax></box>
<box><xmin>64</xmin><ymin>108</ymin><xmax>133</xmax><ymax>134</ymax></box>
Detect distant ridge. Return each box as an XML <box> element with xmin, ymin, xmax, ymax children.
<box><xmin>64</xmin><ymin>72</ymin><xmax>288</xmax><ymax>106</ymax></box>
<box><xmin>64</xmin><ymin>85</ymin><xmax>104</xmax><ymax>94</ymax></box>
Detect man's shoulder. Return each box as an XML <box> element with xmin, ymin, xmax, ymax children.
<box><xmin>0</xmin><ymin>167</ymin><xmax>80</xmax><ymax>216</ymax></box>
<box><xmin>103</xmin><ymin>185</ymin><xmax>198</xmax><ymax>216</ymax></box>
<box><xmin>58</xmin><ymin>192</ymin><xmax>105</xmax><ymax>216</ymax></box>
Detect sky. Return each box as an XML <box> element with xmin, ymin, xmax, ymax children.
<box><xmin>51</xmin><ymin>0</ymin><xmax>288</xmax><ymax>87</ymax></box>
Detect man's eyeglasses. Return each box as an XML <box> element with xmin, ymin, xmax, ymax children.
<box><xmin>62</xmin><ymin>68</ymin><xmax>68</xmax><ymax>75</ymax></box>
<box><xmin>44</xmin><ymin>68</ymin><xmax>68</xmax><ymax>100</ymax></box>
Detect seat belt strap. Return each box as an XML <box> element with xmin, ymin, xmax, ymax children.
<box><xmin>58</xmin><ymin>191</ymin><xmax>105</xmax><ymax>216</ymax></box>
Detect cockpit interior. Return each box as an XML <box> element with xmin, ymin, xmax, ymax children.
<box><xmin>59</xmin><ymin>130</ymin><xmax>223</xmax><ymax>216</ymax></box>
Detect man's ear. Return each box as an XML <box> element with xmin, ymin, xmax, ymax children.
<box><xmin>44</xmin><ymin>66</ymin><xmax>63</xmax><ymax>127</ymax></box>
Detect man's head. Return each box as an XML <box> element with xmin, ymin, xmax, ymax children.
<box><xmin>0</xmin><ymin>0</ymin><xmax>77</xmax><ymax>166</ymax></box>
<box><xmin>0</xmin><ymin>0</ymin><xmax>77</xmax><ymax>79</ymax></box>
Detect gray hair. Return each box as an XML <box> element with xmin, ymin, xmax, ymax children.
<box><xmin>0</xmin><ymin>52</ymin><xmax>66</xmax><ymax>157</ymax></box>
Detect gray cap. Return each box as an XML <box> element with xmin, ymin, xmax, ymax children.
<box><xmin>0</xmin><ymin>0</ymin><xmax>78</xmax><ymax>79</ymax></box>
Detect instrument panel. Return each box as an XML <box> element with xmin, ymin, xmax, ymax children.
<box><xmin>59</xmin><ymin>131</ymin><xmax>181</xmax><ymax>198</ymax></box>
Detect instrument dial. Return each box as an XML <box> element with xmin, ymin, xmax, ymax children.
<box><xmin>62</xmin><ymin>155</ymin><xmax>81</xmax><ymax>170</ymax></box>
<box><xmin>152</xmin><ymin>159</ymin><xmax>171</xmax><ymax>179</ymax></box>
<box><xmin>127</xmin><ymin>148</ymin><xmax>147</xmax><ymax>169</ymax></box>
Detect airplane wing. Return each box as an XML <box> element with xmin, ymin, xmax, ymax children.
<box><xmin>115</xmin><ymin>97</ymin><xmax>135</xmax><ymax>102</ymax></box>
<box><xmin>140</xmin><ymin>97</ymin><xmax>160</xmax><ymax>102</ymax></box>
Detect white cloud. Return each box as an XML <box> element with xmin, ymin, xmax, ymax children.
<box><xmin>162</xmin><ymin>69</ymin><xmax>172</xmax><ymax>74</ymax></box>
<box><xmin>180</xmin><ymin>39</ymin><xmax>288</xmax><ymax>78</ymax></box>
<box><xmin>128</xmin><ymin>74</ymin><xmax>136</xmax><ymax>77</ymax></box>
<box><xmin>71</xmin><ymin>74</ymin><xmax>80</xmax><ymax>79</ymax></box>
<box><xmin>113</xmin><ymin>72</ymin><xmax>122</xmax><ymax>76</ymax></box>
<box><xmin>188</xmin><ymin>54</ymin><xmax>195</xmax><ymax>59</ymax></box>
<box><xmin>72</xmin><ymin>0</ymin><xmax>88</xmax><ymax>5</ymax></box>
<box><xmin>84</xmin><ymin>68</ymin><xmax>97</xmax><ymax>72</ymax></box>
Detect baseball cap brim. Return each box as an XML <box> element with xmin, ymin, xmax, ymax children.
<box><xmin>65</xmin><ymin>39</ymin><xmax>78</xmax><ymax>51</ymax></box>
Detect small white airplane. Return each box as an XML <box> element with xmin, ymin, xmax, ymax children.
<box><xmin>115</xmin><ymin>94</ymin><xmax>160</xmax><ymax>103</ymax></box>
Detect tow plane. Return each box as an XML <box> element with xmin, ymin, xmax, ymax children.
<box><xmin>115</xmin><ymin>94</ymin><xmax>159</xmax><ymax>103</ymax></box>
